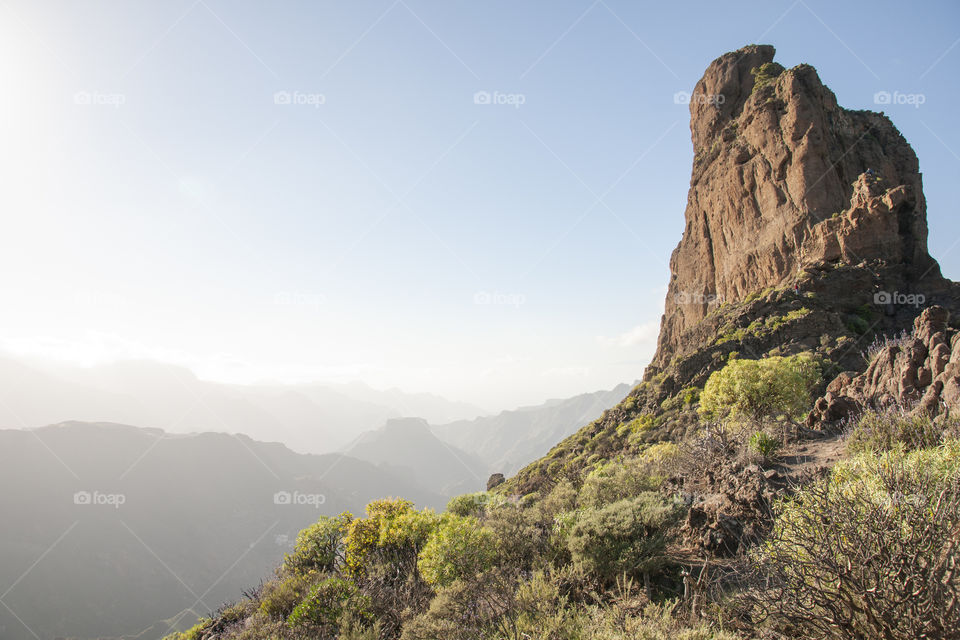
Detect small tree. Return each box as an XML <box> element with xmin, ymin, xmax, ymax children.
<box><xmin>699</xmin><ymin>353</ymin><xmax>820</xmax><ymax>424</ymax></box>
<box><xmin>699</xmin><ymin>353</ymin><xmax>820</xmax><ymax>446</ymax></box>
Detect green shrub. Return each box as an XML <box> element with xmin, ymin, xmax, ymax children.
<box><xmin>847</xmin><ymin>408</ymin><xmax>957</xmax><ymax>454</ymax></box>
<box><xmin>400</xmin><ymin>569</ymin><xmax>521</xmax><ymax>640</ymax></box>
<box><xmin>344</xmin><ymin>498</ymin><xmax>439</xmax><ymax>578</ymax></box>
<box><xmin>578</xmin><ymin>458</ymin><xmax>660</xmax><ymax>509</ymax></box>
<box><xmin>846</xmin><ymin>314</ymin><xmax>870</xmax><ymax>335</ymax></box>
<box><xmin>698</xmin><ymin>353</ymin><xmax>820</xmax><ymax>423</ymax></box>
<box><xmin>753</xmin><ymin>66</ymin><xmax>784</xmax><ymax>95</ymax></box>
<box><xmin>286</xmin><ymin>576</ymin><xmax>371</xmax><ymax>630</ymax></box>
<box><xmin>661</xmin><ymin>387</ymin><xmax>700</xmax><ymax>412</ymax></box>
<box><xmin>259</xmin><ymin>572</ymin><xmax>315</xmax><ymax>620</ymax></box>
<box><xmin>445</xmin><ymin>491</ymin><xmax>497</xmax><ymax>518</ymax></box>
<box><xmin>616</xmin><ymin>414</ymin><xmax>659</xmax><ymax>444</ymax></box>
<box><xmin>418</xmin><ymin>514</ymin><xmax>497</xmax><ymax>588</ymax></box>
<box><xmin>748</xmin><ymin>431</ymin><xmax>781</xmax><ymax>462</ymax></box>
<box><xmin>283</xmin><ymin>512</ymin><xmax>353</xmax><ymax>575</ymax></box>
<box><xmin>164</xmin><ymin>619</ymin><xmax>210</xmax><ymax>640</ymax></box>
<box><xmin>483</xmin><ymin>503</ymin><xmax>545</xmax><ymax>571</ymax></box>
<box><xmin>567</xmin><ymin>493</ymin><xmax>684</xmax><ymax>583</ymax></box>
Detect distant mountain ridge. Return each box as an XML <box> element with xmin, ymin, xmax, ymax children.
<box><xmin>0</xmin><ymin>421</ymin><xmax>446</xmax><ymax>640</ymax></box>
<box><xmin>344</xmin><ymin>417</ymin><xmax>489</xmax><ymax>496</ymax></box>
<box><xmin>0</xmin><ymin>355</ymin><xmax>487</xmax><ymax>454</ymax></box>
<box><xmin>433</xmin><ymin>382</ymin><xmax>635</xmax><ymax>475</ymax></box>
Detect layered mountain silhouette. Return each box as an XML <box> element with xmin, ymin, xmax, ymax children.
<box><xmin>342</xmin><ymin>384</ymin><xmax>634</xmax><ymax>495</ymax></box>
<box><xmin>0</xmin><ymin>356</ymin><xmax>485</xmax><ymax>453</ymax></box>
<box><xmin>433</xmin><ymin>382</ymin><xmax>634</xmax><ymax>475</ymax></box>
<box><xmin>0</xmin><ymin>421</ymin><xmax>444</xmax><ymax>640</ymax></box>
<box><xmin>344</xmin><ymin>418</ymin><xmax>488</xmax><ymax>496</ymax></box>
<box><xmin>0</xmin><ymin>365</ymin><xmax>630</xmax><ymax>639</ymax></box>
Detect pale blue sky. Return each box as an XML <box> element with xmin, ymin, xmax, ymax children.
<box><xmin>1</xmin><ymin>0</ymin><xmax>958</xmax><ymax>410</ymax></box>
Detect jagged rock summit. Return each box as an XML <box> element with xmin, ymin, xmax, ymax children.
<box><xmin>651</xmin><ymin>44</ymin><xmax>945</xmax><ymax>374</ymax></box>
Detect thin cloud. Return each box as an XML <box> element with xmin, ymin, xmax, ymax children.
<box><xmin>596</xmin><ymin>321</ymin><xmax>660</xmax><ymax>348</ymax></box>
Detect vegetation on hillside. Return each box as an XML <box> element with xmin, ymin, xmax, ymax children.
<box><xmin>165</xmin><ymin>349</ymin><xmax>960</xmax><ymax>640</ymax></box>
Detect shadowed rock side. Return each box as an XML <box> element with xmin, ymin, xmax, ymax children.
<box><xmin>650</xmin><ymin>44</ymin><xmax>950</xmax><ymax>375</ymax></box>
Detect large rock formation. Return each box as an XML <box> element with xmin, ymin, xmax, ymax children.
<box><xmin>650</xmin><ymin>45</ymin><xmax>944</xmax><ymax>373</ymax></box>
<box><xmin>506</xmin><ymin>44</ymin><xmax>960</xmax><ymax>501</ymax></box>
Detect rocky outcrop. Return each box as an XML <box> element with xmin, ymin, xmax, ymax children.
<box><xmin>505</xmin><ymin>44</ymin><xmax>960</xmax><ymax>506</ymax></box>
<box><xmin>650</xmin><ymin>44</ymin><xmax>945</xmax><ymax>374</ymax></box>
<box><xmin>809</xmin><ymin>306</ymin><xmax>960</xmax><ymax>425</ymax></box>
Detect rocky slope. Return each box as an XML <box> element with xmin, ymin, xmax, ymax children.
<box><xmin>503</xmin><ymin>44</ymin><xmax>960</xmax><ymax>497</ymax></box>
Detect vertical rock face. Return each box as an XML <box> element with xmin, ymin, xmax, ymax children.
<box><xmin>651</xmin><ymin>45</ymin><xmax>941</xmax><ymax>371</ymax></box>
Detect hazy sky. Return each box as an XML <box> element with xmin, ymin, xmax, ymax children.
<box><xmin>1</xmin><ymin>0</ymin><xmax>958</xmax><ymax>410</ymax></box>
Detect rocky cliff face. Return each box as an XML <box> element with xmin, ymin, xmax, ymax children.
<box><xmin>506</xmin><ymin>44</ymin><xmax>960</xmax><ymax>499</ymax></box>
<box><xmin>651</xmin><ymin>45</ymin><xmax>943</xmax><ymax>373</ymax></box>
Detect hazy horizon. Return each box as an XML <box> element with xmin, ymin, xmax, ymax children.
<box><xmin>0</xmin><ymin>347</ymin><xmax>639</xmax><ymax>417</ymax></box>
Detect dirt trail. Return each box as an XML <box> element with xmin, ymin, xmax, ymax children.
<box><xmin>774</xmin><ymin>433</ymin><xmax>847</xmax><ymax>483</ymax></box>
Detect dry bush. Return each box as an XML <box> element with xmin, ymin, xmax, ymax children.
<box><xmin>739</xmin><ymin>443</ymin><xmax>960</xmax><ymax>639</ymax></box>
